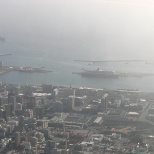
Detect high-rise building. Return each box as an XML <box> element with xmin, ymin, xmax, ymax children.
<box><xmin>16</xmin><ymin>95</ymin><xmax>23</xmax><ymax>104</ymax></box>
<box><xmin>8</xmin><ymin>95</ymin><xmax>15</xmax><ymax>104</ymax></box>
<box><xmin>25</xmin><ymin>142</ymin><xmax>32</xmax><ymax>154</ymax></box>
<box><xmin>16</xmin><ymin>103</ymin><xmax>22</xmax><ymax>110</ymax></box>
<box><xmin>53</xmin><ymin>88</ymin><xmax>59</xmax><ymax>97</ymax></box>
<box><xmin>4</xmin><ymin>104</ymin><xmax>13</xmax><ymax>117</ymax></box>
<box><xmin>0</xmin><ymin>109</ymin><xmax>6</xmax><ymax>120</ymax></box>
<box><xmin>42</xmin><ymin>84</ymin><xmax>53</xmax><ymax>93</ymax></box>
<box><xmin>101</xmin><ymin>93</ymin><xmax>109</xmax><ymax>112</ymax></box>
<box><xmin>35</xmin><ymin>107</ymin><xmax>44</xmax><ymax>119</ymax></box>
<box><xmin>45</xmin><ymin>141</ymin><xmax>58</xmax><ymax>154</ymax></box>
<box><xmin>15</xmin><ymin>131</ymin><xmax>21</xmax><ymax>148</ymax></box>
<box><xmin>0</xmin><ymin>96</ymin><xmax>8</xmax><ymax>107</ymax></box>
<box><xmin>8</xmin><ymin>95</ymin><xmax>16</xmax><ymax>111</ymax></box>
<box><xmin>72</xmin><ymin>89</ymin><xmax>75</xmax><ymax>109</ymax></box>
<box><xmin>30</xmin><ymin>137</ymin><xmax>38</xmax><ymax>147</ymax></box>
<box><xmin>25</xmin><ymin>109</ymin><xmax>33</xmax><ymax>118</ymax></box>
<box><xmin>25</xmin><ymin>96</ymin><xmax>36</xmax><ymax>110</ymax></box>
<box><xmin>0</xmin><ymin>97</ymin><xmax>4</xmax><ymax>107</ymax></box>
<box><xmin>53</xmin><ymin>101</ymin><xmax>63</xmax><ymax>112</ymax></box>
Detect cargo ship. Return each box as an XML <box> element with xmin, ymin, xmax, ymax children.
<box><xmin>73</xmin><ymin>69</ymin><xmax>120</xmax><ymax>78</ymax></box>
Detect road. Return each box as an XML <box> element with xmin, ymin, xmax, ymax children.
<box><xmin>139</xmin><ymin>100</ymin><xmax>154</xmax><ymax>126</ymax></box>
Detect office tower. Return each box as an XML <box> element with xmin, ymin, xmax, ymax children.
<box><xmin>42</xmin><ymin>84</ymin><xmax>53</xmax><ymax>93</ymax></box>
<box><xmin>72</xmin><ymin>89</ymin><xmax>75</xmax><ymax>109</ymax></box>
<box><xmin>4</xmin><ymin>104</ymin><xmax>13</xmax><ymax>117</ymax></box>
<box><xmin>16</xmin><ymin>103</ymin><xmax>22</xmax><ymax>110</ymax></box>
<box><xmin>15</xmin><ymin>131</ymin><xmax>21</xmax><ymax>148</ymax></box>
<box><xmin>25</xmin><ymin>142</ymin><xmax>32</xmax><ymax>154</ymax></box>
<box><xmin>35</xmin><ymin>107</ymin><xmax>44</xmax><ymax>119</ymax></box>
<box><xmin>16</xmin><ymin>95</ymin><xmax>23</xmax><ymax>104</ymax></box>
<box><xmin>53</xmin><ymin>101</ymin><xmax>63</xmax><ymax>112</ymax></box>
<box><xmin>25</xmin><ymin>109</ymin><xmax>33</xmax><ymax>118</ymax></box>
<box><xmin>0</xmin><ymin>97</ymin><xmax>4</xmax><ymax>107</ymax></box>
<box><xmin>45</xmin><ymin>141</ymin><xmax>57</xmax><ymax>154</ymax></box>
<box><xmin>0</xmin><ymin>109</ymin><xmax>6</xmax><ymax>120</ymax></box>
<box><xmin>25</xmin><ymin>96</ymin><xmax>36</xmax><ymax>110</ymax></box>
<box><xmin>30</xmin><ymin>137</ymin><xmax>38</xmax><ymax>147</ymax></box>
<box><xmin>101</xmin><ymin>93</ymin><xmax>108</xmax><ymax>112</ymax></box>
<box><xmin>0</xmin><ymin>96</ymin><xmax>8</xmax><ymax>108</ymax></box>
<box><xmin>8</xmin><ymin>95</ymin><xmax>16</xmax><ymax>111</ymax></box>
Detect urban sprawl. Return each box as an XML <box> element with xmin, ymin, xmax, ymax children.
<box><xmin>0</xmin><ymin>83</ymin><xmax>154</xmax><ymax>153</ymax></box>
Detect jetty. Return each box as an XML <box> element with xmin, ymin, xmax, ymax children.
<box><xmin>75</xmin><ymin>59</ymin><xmax>148</xmax><ymax>63</ymax></box>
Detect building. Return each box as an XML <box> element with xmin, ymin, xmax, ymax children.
<box><xmin>44</xmin><ymin>141</ymin><xmax>58</xmax><ymax>154</ymax></box>
<box><xmin>0</xmin><ymin>96</ymin><xmax>8</xmax><ymax>107</ymax></box>
<box><xmin>25</xmin><ymin>142</ymin><xmax>32</xmax><ymax>154</ymax></box>
<box><xmin>4</xmin><ymin>104</ymin><xmax>13</xmax><ymax>117</ymax></box>
<box><xmin>25</xmin><ymin>109</ymin><xmax>33</xmax><ymax>118</ymax></box>
<box><xmin>15</xmin><ymin>131</ymin><xmax>21</xmax><ymax>148</ymax></box>
<box><xmin>0</xmin><ymin>109</ymin><xmax>6</xmax><ymax>120</ymax></box>
<box><xmin>53</xmin><ymin>101</ymin><xmax>63</xmax><ymax>112</ymax></box>
<box><xmin>8</xmin><ymin>95</ymin><xmax>16</xmax><ymax>111</ymax></box>
<box><xmin>101</xmin><ymin>93</ymin><xmax>108</xmax><ymax>112</ymax></box>
<box><xmin>25</xmin><ymin>96</ymin><xmax>36</xmax><ymax>110</ymax></box>
<box><xmin>16</xmin><ymin>103</ymin><xmax>22</xmax><ymax>110</ymax></box>
<box><xmin>16</xmin><ymin>95</ymin><xmax>23</xmax><ymax>104</ymax></box>
<box><xmin>0</xmin><ymin>97</ymin><xmax>4</xmax><ymax>107</ymax></box>
<box><xmin>35</xmin><ymin>107</ymin><xmax>44</xmax><ymax>119</ymax></box>
<box><xmin>42</xmin><ymin>84</ymin><xmax>53</xmax><ymax>93</ymax></box>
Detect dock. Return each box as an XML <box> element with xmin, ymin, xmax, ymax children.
<box><xmin>75</xmin><ymin>59</ymin><xmax>148</xmax><ymax>63</ymax></box>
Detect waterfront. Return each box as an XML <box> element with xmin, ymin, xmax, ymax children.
<box><xmin>0</xmin><ymin>36</ymin><xmax>154</xmax><ymax>91</ymax></box>
<box><xmin>0</xmin><ymin>0</ymin><xmax>154</xmax><ymax>91</ymax></box>
<box><xmin>0</xmin><ymin>47</ymin><xmax>154</xmax><ymax>92</ymax></box>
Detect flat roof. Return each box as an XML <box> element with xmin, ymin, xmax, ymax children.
<box><xmin>33</xmin><ymin>93</ymin><xmax>51</xmax><ymax>97</ymax></box>
<box><xmin>127</xmin><ymin>112</ymin><xmax>139</xmax><ymax>115</ymax></box>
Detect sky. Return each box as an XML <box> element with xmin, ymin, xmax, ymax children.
<box><xmin>0</xmin><ymin>0</ymin><xmax>154</xmax><ymax>60</ymax></box>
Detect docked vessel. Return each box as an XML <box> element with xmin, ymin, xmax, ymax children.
<box><xmin>73</xmin><ymin>68</ymin><xmax>154</xmax><ymax>79</ymax></box>
<box><xmin>74</xmin><ymin>69</ymin><xmax>120</xmax><ymax>78</ymax></box>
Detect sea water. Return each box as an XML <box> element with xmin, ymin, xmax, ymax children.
<box><xmin>0</xmin><ymin>39</ymin><xmax>154</xmax><ymax>92</ymax></box>
<box><xmin>0</xmin><ymin>0</ymin><xmax>154</xmax><ymax>92</ymax></box>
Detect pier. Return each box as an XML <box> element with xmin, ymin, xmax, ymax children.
<box><xmin>75</xmin><ymin>59</ymin><xmax>148</xmax><ymax>63</ymax></box>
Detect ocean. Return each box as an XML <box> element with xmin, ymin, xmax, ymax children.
<box><xmin>0</xmin><ymin>0</ymin><xmax>154</xmax><ymax>92</ymax></box>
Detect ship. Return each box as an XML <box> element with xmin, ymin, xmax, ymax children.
<box><xmin>73</xmin><ymin>68</ymin><xmax>120</xmax><ymax>78</ymax></box>
<box><xmin>73</xmin><ymin>69</ymin><xmax>154</xmax><ymax>79</ymax></box>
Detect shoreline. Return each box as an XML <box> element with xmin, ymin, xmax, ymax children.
<box><xmin>0</xmin><ymin>66</ymin><xmax>52</xmax><ymax>75</ymax></box>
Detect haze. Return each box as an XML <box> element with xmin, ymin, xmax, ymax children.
<box><xmin>0</xmin><ymin>0</ymin><xmax>154</xmax><ymax>60</ymax></box>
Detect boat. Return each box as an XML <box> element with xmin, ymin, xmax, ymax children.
<box><xmin>77</xmin><ymin>68</ymin><xmax>120</xmax><ymax>78</ymax></box>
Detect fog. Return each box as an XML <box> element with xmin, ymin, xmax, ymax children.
<box><xmin>0</xmin><ymin>0</ymin><xmax>154</xmax><ymax>60</ymax></box>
